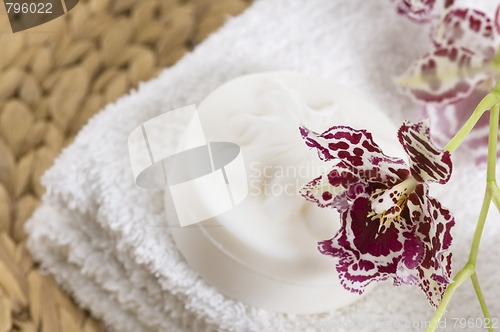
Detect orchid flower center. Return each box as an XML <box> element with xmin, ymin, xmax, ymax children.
<box><xmin>368</xmin><ymin>177</ymin><xmax>418</xmax><ymax>225</ymax></box>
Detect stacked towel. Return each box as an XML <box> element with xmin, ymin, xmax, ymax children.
<box><xmin>26</xmin><ymin>0</ymin><xmax>500</xmax><ymax>331</ymax></box>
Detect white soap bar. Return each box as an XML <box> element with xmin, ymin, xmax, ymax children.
<box><xmin>166</xmin><ymin>72</ymin><xmax>405</xmax><ymax>314</ymax></box>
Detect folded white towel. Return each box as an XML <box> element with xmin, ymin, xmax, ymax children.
<box><xmin>26</xmin><ymin>0</ymin><xmax>500</xmax><ymax>331</ymax></box>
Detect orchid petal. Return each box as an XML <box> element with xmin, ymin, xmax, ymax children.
<box><xmin>398</xmin><ymin>121</ymin><xmax>452</xmax><ymax>184</ymax></box>
<box><xmin>319</xmin><ymin>196</ymin><xmax>409</xmax><ymax>294</ymax></box>
<box><xmin>415</xmin><ymin>264</ymin><xmax>449</xmax><ymax>307</ymax></box>
<box><xmin>300</xmin><ymin>125</ymin><xmax>407</xmax><ymax>185</ymax></box>
<box><xmin>395</xmin><ymin>262</ymin><xmax>420</xmax><ymax>285</ymax></box>
<box><xmin>300</xmin><ymin>162</ymin><xmax>361</xmax><ymax>211</ymax></box>
<box><xmin>421</xmin><ymin>197</ymin><xmax>454</xmax><ymax>278</ymax></box>
<box><xmin>394</xmin><ymin>231</ymin><xmax>426</xmax><ymax>286</ymax></box>
<box><xmin>403</xmin><ymin>233</ymin><xmax>426</xmax><ymax>269</ymax></box>
<box><xmin>395</xmin><ymin>0</ymin><xmax>437</xmax><ymax>23</ymax></box>
<box><xmin>396</xmin><ymin>47</ymin><xmax>490</xmax><ymax>105</ymax></box>
<box><xmin>432</xmin><ymin>8</ymin><xmax>496</xmax><ymax>60</ymax></box>
<box><xmin>408</xmin><ymin>192</ymin><xmax>455</xmax><ymax>307</ymax></box>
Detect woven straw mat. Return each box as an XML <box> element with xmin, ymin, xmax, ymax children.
<box><xmin>0</xmin><ymin>0</ymin><xmax>252</xmax><ymax>330</ymax></box>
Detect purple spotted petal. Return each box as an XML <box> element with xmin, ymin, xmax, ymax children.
<box><xmin>407</xmin><ymin>191</ymin><xmax>455</xmax><ymax>307</ymax></box>
<box><xmin>300</xmin><ymin>126</ymin><xmax>407</xmax><ymax>185</ymax></box>
<box><xmin>395</xmin><ymin>0</ymin><xmax>437</xmax><ymax>23</ymax></box>
<box><xmin>300</xmin><ymin>162</ymin><xmax>361</xmax><ymax>211</ymax></box>
<box><xmin>398</xmin><ymin>121</ymin><xmax>452</xmax><ymax>184</ymax></box>
<box><xmin>300</xmin><ymin>125</ymin><xmax>383</xmax><ymax>163</ymax></box>
<box><xmin>394</xmin><ymin>231</ymin><xmax>426</xmax><ymax>286</ymax></box>
<box><xmin>402</xmin><ymin>232</ymin><xmax>426</xmax><ymax>269</ymax></box>
<box><xmin>422</xmin><ymin>197</ymin><xmax>454</xmax><ymax>278</ymax></box>
<box><xmin>332</xmin><ymin>182</ymin><xmax>369</xmax><ymax>213</ymax></box>
<box><xmin>319</xmin><ymin>195</ymin><xmax>409</xmax><ymax>294</ymax></box>
<box><xmin>415</xmin><ymin>256</ymin><xmax>452</xmax><ymax>308</ymax></box>
<box><xmin>432</xmin><ymin>8</ymin><xmax>496</xmax><ymax>60</ymax></box>
<box><xmin>393</xmin><ymin>0</ymin><xmax>455</xmax><ymax>23</ymax></box>
<box><xmin>397</xmin><ymin>47</ymin><xmax>490</xmax><ymax>105</ymax></box>
<box><xmin>395</xmin><ymin>262</ymin><xmax>420</xmax><ymax>285</ymax></box>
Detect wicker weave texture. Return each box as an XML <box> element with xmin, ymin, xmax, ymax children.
<box><xmin>0</xmin><ymin>0</ymin><xmax>251</xmax><ymax>330</ymax></box>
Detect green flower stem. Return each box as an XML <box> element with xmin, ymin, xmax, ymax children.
<box><xmin>466</xmin><ymin>102</ymin><xmax>497</xmax><ymax>327</ymax></box>
<box><xmin>467</xmin><ymin>185</ymin><xmax>492</xmax><ymax>332</ymax></box>
<box><xmin>486</xmin><ymin>105</ymin><xmax>499</xmax><ymax>184</ymax></box>
<box><xmin>444</xmin><ymin>92</ymin><xmax>500</xmax><ymax>153</ymax></box>
<box><xmin>471</xmin><ymin>273</ymin><xmax>493</xmax><ymax>332</ymax></box>
<box><xmin>487</xmin><ymin>104</ymin><xmax>500</xmax><ymax>213</ymax></box>
<box><xmin>470</xmin><ymin>102</ymin><xmax>497</xmax><ymax>266</ymax></box>
<box><xmin>427</xmin><ymin>103</ymin><xmax>500</xmax><ymax>332</ymax></box>
<box><xmin>491</xmin><ymin>183</ymin><xmax>500</xmax><ymax>213</ymax></box>
<box><xmin>468</xmin><ymin>187</ymin><xmax>492</xmax><ymax>265</ymax></box>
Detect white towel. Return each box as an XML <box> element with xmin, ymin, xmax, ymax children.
<box><xmin>26</xmin><ymin>0</ymin><xmax>500</xmax><ymax>331</ymax></box>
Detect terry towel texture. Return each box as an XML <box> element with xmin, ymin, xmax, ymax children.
<box><xmin>26</xmin><ymin>0</ymin><xmax>500</xmax><ymax>331</ymax></box>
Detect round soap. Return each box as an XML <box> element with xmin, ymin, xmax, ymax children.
<box><xmin>166</xmin><ymin>72</ymin><xmax>405</xmax><ymax>314</ymax></box>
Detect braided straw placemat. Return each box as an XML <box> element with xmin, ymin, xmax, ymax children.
<box><xmin>0</xmin><ymin>0</ymin><xmax>251</xmax><ymax>330</ymax></box>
